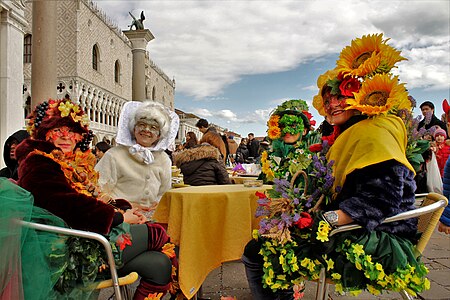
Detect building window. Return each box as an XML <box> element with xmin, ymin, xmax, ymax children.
<box><xmin>92</xmin><ymin>45</ymin><xmax>99</xmax><ymax>70</ymax></box>
<box><xmin>152</xmin><ymin>86</ymin><xmax>156</xmax><ymax>100</ymax></box>
<box><xmin>24</xmin><ymin>34</ymin><xmax>32</xmax><ymax>63</ymax></box>
<box><xmin>114</xmin><ymin>60</ymin><xmax>120</xmax><ymax>83</ymax></box>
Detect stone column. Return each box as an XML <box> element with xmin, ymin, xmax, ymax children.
<box><xmin>123</xmin><ymin>29</ymin><xmax>154</xmax><ymax>101</ymax></box>
<box><xmin>31</xmin><ymin>0</ymin><xmax>57</xmax><ymax>107</ymax></box>
<box><xmin>0</xmin><ymin>1</ymin><xmax>27</xmax><ymax>169</ymax></box>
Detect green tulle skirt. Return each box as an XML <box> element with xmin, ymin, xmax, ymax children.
<box><xmin>259</xmin><ymin>229</ymin><xmax>429</xmax><ymax>297</ymax></box>
<box><xmin>0</xmin><ymin>178</ymin><xmax>127</xmax><ymax>300</ymax></box>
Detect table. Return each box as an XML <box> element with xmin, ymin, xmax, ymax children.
<box><xmin>153</xmin><ymin>184</ymin><xmax>272</xmax><ymax>299</ymax></box>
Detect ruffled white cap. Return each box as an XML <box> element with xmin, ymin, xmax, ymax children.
<box><xmin>116</xmin><ymin>101</ymin><xmax>179</xmax><ymax>164</ymax></box>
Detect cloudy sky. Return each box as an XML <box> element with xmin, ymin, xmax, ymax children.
<box><xmin>96</xmin><ymin>0</ymin><xmax>450</xmax><ymax>137</ymax></box>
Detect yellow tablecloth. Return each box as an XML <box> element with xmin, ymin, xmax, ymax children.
<box><xmin>153</xmin><ymin>184</ymin><xmax>272</xmax><ymax>298</ymax></box>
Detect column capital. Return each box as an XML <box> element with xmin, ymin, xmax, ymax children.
<box><xmin>123</xmin><ymin>29</ymin><xmax>155</xmax><ymax>49</ymax></box>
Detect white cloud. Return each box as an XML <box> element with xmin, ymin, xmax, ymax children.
<box><xmin>96</xmin><ymin>0</ymin><xmax>449</xmax><ymax>134</ymax></box>
<box><xmin>97</xmin><ymin>0</ymin><xmax>449</xmax><ymax>99</ymax></box>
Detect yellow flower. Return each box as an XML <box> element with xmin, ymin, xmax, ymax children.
<box><xmin>377</xmin><ymin>270</ymin><xmax>385</xmax><ymax>281</ymax></box>
<box><xmin>365</xmin><ymin>255</ymin><xmax>372</xmax><ymax>263</ymax></box>
<box><xmin>316</xmin><ymin>220</ymin><xmax>331</xmax><ymax>242</ymax></box>
<box><xmin>351</xmin><ymin>244</ymin><xmax>365</xmax><ymax>257</ymax></box>
<box><xmin>375</xmin><ymin>263</ymin><xmax>383</xmax><ymax>271</ymax></box>
<box><xmin>347</xmin><ymin>73</ymin><xmax>410</xmax><ymax>116</ymax></box>
<box><xmin>279</xmin><ymin>255</ymin><xmax>285</xmax><ymax>265</ymax></box>
<box><xmin>367</xmin><ymin>284</ymin><xmax>381</xmax><ymax>296</ymax></box>
<box><xmin>349</xmin><ymin>289</ymin><xmax>362</xmax><ymax>296</ymax></box>
<box><xmin>424</xmin><ymin>278</ymin><xmax>430</xmax><ymax>290</ymax></box>
<box><xmin>336</xmin><ymin>33</ymin><xmax>406</xmax><ymax>78</ymax></box>
<box><xmin>300</xmin><ymin>257</ymin><xmax>311</xmax><ymax>268</ymax></box>
<box><xmin>81</xmin><ymin>114</ymin><xmax>90</xmax><ymax>126</ymax></box>
<box><xmin>58</xmin><ymin>101</ymin><xmax>74</xmax><ymax>117</ymax></box>
<box><xmin>355</xmin><ymin>261</ymin><xmax>362</xmax><ymax>270</ymax></box>
<box><xmin>335</xmin><ymin>283</ymin><xmax>344</xmax><ymax>294</ymax></box>
<box><xmin>331</xmin><ymin>273</ymin><xmax>341</xmax><ymax>280</ymax></box>
<box><xmin>276</xmin><ymin>274</ymin><xmax>286</xmax><ymax>281</ymax></box>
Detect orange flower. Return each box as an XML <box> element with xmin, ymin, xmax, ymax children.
<box><xmin>162</xmin><ymin>243</ymin><xmax>176</xmax><ymax>258</ymax></box>
<box><xmin>144</xmin><ymin>293</ymin><xmax>163</xmax><ymax>300</ymax></box>
<box><xmin>267</xmin><ymin>126</ymin><xmax>281</xmax><ymax>140</ymax></box>
<box><xmin>267</xmin><ymin>115</ymin><xmax>280</xmax><ymax>127</ymax></box>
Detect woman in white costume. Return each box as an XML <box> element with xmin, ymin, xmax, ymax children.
<box><xmin>96</xmin><ymin>101</ymin><xmax>179</xmax><ymax>218</ymax></box>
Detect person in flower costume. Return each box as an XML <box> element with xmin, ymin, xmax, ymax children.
<box><xmin>261</xmin><ymin>99</ymin><xmax>316</xmax><ymax>184</ymax></box>
<box><xmin>13</xmin><ymin>99</ymin><xmax>179</xmax><ymax>300</ymax></box>
<box><xmin>242</xmin><ymin>34</ymin><xmax>430</xmax><ymax>299</ymax></box>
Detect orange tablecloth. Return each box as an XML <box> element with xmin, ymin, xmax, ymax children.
<box><xmin>153</xmin><ymin>184</ymin><xmax>271</xmax><ymax>298</ymax></box>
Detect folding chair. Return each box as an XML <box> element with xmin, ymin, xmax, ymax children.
<box><xmin>314</xmin><ymin>192</ymin><xmax>448</xmax><ymax>300</ymax></box>
<box><xmin>19</xmin><ymin>220</ymin><xmax>139</xmax><ymax>300</ymax></box>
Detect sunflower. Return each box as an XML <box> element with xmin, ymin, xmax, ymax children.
<box><xmin>337</xmin><ymin>34</ymin><xmax>405</xmax><ymax>78</ymax></box>
<box><xmin>346</xmin><ymin>74</ymin><xmax>410</xmax><ymax>116</ymax></box>
<box><xmin>268</xmin><ymin>126</ymin><xmax>281</xmax><ymax>140</ymax></box>
<box><xmin>268</xmin><ymin>115</ymin><xmax>280</xmax><ymax>127</ymax></box>
<box><xmin>336</xmin><ymin>34</ymin><xmax>385</xmax><ymax>77</ymax></box>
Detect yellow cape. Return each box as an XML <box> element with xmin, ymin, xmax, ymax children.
<box><xmin>327</xmin><ymin>115</ymin><xmax>415</xmax><ymax>195</ymax></box>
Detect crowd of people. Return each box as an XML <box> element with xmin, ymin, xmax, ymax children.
<box><xmin>0</xmin><ymin>32</ymin><xmax>449</xmax><ymax>300</ymax></box>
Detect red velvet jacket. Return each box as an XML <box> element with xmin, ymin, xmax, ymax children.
<box><xmin>16</xmin><ymin>139</ymin><xmax>115</xmax><ymax>234</ymax></box>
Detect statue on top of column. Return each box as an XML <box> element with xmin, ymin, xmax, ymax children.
<box><xmin>128</xmin><ymin>11</ymin><xmax>145</xmax><ymax>30</ymax></box>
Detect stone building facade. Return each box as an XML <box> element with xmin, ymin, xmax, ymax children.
<box><xmin>21</xmin><ymin>0</ymin><xmax>175</xmax><ymax>145</ymax></box>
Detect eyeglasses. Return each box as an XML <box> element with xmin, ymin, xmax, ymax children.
<box><xmin>135</xmin><ymin>122</ymin><xmax>160</xmax><ymax>134</ymax></box>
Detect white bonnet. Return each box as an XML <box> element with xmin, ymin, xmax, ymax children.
<box><xmin>116</xmin><ymin>101</ymin><xmax>179</xmax><ymax>151</ymax></box>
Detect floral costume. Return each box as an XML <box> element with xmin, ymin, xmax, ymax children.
<box><xmin>243</xmin><ymin>34</ymin><xmax>430</xmax><ymax>299</ymax></box>
<box><xmin>11</xmin><ymin>99</ymin><xmax>179</xmax><ymax>300</ymax></box>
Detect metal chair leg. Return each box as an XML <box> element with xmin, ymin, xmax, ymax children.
<box><xmin>315</xmin><ymin>267</ymin><xmax>328</xmax><ymax>300</ymax></box>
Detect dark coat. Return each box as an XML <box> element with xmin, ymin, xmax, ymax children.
<box><xmin>418</xmin><ymin>114</ymin><xmax>448</xmax><ymax>136</ymax></box>
<box><xmin>15</xmin><ymin>139</ymin><xmax>115</xmax><ymax>234</ymax></box>
<box><xmin>248</xmin><ymin>139</ymin><xmax>260</xmax><ymax>158</ymax></box>
<box><xmin>0</xmin><ymin>130</ymin><xmax>29</xmax><ymax>179</ymax></box>
<box><xmin>235</xmin><ymin>144</ymin><xmax>249</xmax><ymax>164</ymax></box>
<box><xmin>174</xmin><ymin>144</ymin><xmax>231</xmax><ymax>186</ymax></box>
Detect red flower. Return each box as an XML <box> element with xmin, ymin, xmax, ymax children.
<box><xmin>339</xmin><ymin>77</ymin><xmax>360</xmax><ymax>97</ymax></box>
<box><xmin>302</xmin><ymin>110</ymin><xmax>316</xmax><ymax>127</ymax></box>
<box><xmin>116</xmin><ymin>233</ymin><xmax>132</xmax><ymax>250</ymax></box>
<box><xmin>295</xmin><ymin>212</ymin><xmax>313</xmax><ymax>229</ymax></box>
<box><xmin>309</xmin><ymin>143</ymin><xmax>323</xmax><ymax>153</ymax></box>
<box><xmin>255</xmin><ymin>191</ymin><xmax>266</xmax><ymax>199</ymax></box>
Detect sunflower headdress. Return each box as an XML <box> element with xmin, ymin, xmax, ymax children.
<box><xmin>313</xmin><ymin>33</ymin><xmax>412</xmax><ymax>117</ymax></box>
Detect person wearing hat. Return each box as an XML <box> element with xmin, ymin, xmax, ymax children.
<box><xmin>242</xmin><ymin>34</ymin><xmax>429</xmax><ymax>299</ymax></box>
<box><xmin>0</xmin><ymin>129</ymin><xmax>29</xmax><ymax>180</ymax></box>
<box><xmin>95</xmin><ymin>101</ymin><xmax>179</xmax><ymax>219</ymax></box>
<box><xmin>431</xmin><ymin>127</ymin><xmax>450</xmax><ymax>176</ymax></box>
<box><xmin>14</xmin><ymin>99</ymin><xmax>178</xmax><ymax>299</ymax></box>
